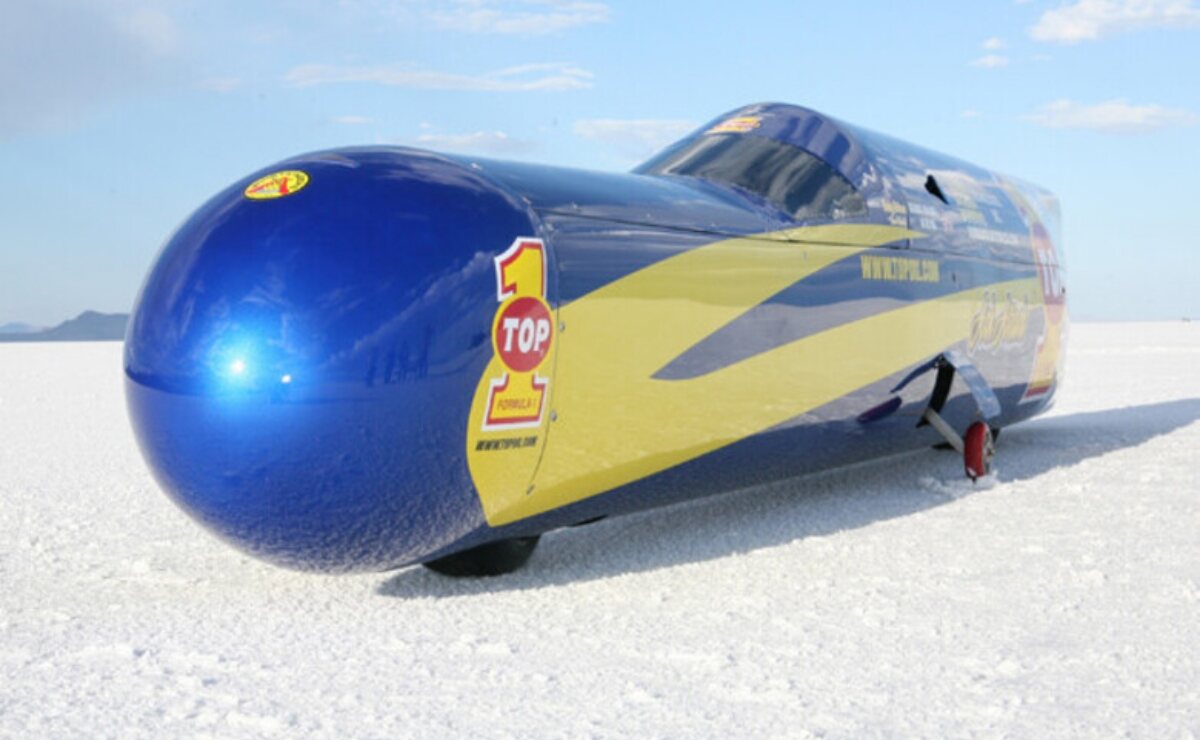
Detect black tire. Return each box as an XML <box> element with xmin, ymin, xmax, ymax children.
<box><xmin>422</xmin><ymin>536</ymin><xmax>540</xmax><ymax>577</ymax></box>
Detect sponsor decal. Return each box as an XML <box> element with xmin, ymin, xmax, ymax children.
<box><xmin>492</xmin><ymin>296</ymin><xmax>553</xmax><ymax>373</ymax></box>
<box><xmin>1020</xmin><ymin>223</ymin><xmax>1066</xmax><ymax>403</ymax></box>
<box><xmin>959</xmin><ymin>208</ymin><xmax>986</xmax><ymax>225</ymax></box>
<box><xmin>907</xmin><ymin>202</ymin><xmax>940</xmax><ymax>219</ymax></box>
<box><xmin>475</xmin><ymin>436</ymin><xmax>539</xmax><ymax>452</ymax></box>
<box><xmin>244</xmin><ymin>170</ymin><xmax>309</xmax><ymax>200</ymax></box>
<box><xmin>969</xmin><ymin>289</ymin><xmax>1032</xmax><ymax>353</ymax></box>
<box><xmin>707</xmin><ymin>116</ymin><xmax>761</xmax><ymax>135</ymax></box>
<box><xmin>464</xmin><ymin>237</ymin><xmax>556</xmax><ymax>511</ymax></box>
<box><xmin>965</xmin><ymin>226</ymin><xmax>1028</xmax><ymax>248</ymax></box>
<box><xmin>482</xmin><ymin>238</ymin><xmax>554</xmax><ymax>430</ymax></box>
<box><xmin>859</xmin><ymin>255</ymin><xmax>940</xmax><ymax>283</ymax></box>
<box><xmin>881</xmin><ymin>198</ymin><xmax>908</xmax><ymax>226</ymax></box>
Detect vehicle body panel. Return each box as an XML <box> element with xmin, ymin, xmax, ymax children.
<box><xmin>125</xmin><ymin>103</ymin><xmax>1066</xmax><ymax>571</ymax></box>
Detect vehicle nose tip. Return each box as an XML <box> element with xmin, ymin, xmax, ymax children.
<box><xmin>124</xmin><ymin>148</ymin><xmax>539</xmax><ymax>571</ymax></box>
<box><xmin>124</xmin><ymin>372</ymin><xmax>466</xmax><ymax>572</ymax></box>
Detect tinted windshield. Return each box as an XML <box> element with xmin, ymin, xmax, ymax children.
<box><xmin>636</xmin><ymin>134</ymin><xmax>866</xmax><ymax>222</ymax></box>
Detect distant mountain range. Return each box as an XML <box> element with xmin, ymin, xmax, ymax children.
<box><xmin>0</xmin><ymin>321</ymin><xmax>41</xmax><ymax>335</ymax></box>
<box><xmin>0</xmin><ymin>311</ymin><xmax>129</xmax><ymax>342</ymax></box>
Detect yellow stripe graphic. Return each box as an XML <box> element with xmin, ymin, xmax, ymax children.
<box><xmin>468</xmin><ymin>224</ymin><xmax>1038</xmax><ymax>525</ymax></box>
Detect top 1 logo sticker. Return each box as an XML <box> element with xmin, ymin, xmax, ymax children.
<box><xmin>482</xmin><ymin>238</ymin><xmax>554</xmax><ymax>430</ymax></box>
<box><xmin>494</xmin><ymin>296</ymin><xmax>553</xmax><ymax>372</ymax></box>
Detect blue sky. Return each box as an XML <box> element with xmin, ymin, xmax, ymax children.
<box><xmin>1</xmin><ymin>0</ymin><xmax>1197</xmax><ymax>326</ymax></box>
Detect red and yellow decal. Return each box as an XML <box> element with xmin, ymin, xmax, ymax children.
<box><xmin>708</xmin><ymin>116</ymin><xmax>761</xmax><ymax>134</ymax></box>
<box><xmin>244</xmin><ymin>170</ymin><xmax>309</xmax><ymax>200</ymax></box>
<box><xmin>465</xmin><ymin>238</ymin><xmax>557</xmax><ymax>511</ymax></box>
<box><xmin>1021</xmin><ymin>223</ymin><xmax>1066</xmax><ymax>403</ymax></box>
<box><xmin>997</xmin><ymin>181</ymin><xmax>1066</xmax><ymax>404</ymax></box>
<box><xmin>483</xmin><ymin>239</ymin><xmax>554</xmax><ymax>430</ymax></box>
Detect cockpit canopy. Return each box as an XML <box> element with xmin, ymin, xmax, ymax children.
<box><xmin>636</xmin><ymin>132</ymin><xmax>866</xmax><ymax>222</ymax></box>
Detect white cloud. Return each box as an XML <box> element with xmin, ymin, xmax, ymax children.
<box><xmin>428</xmin><ymin>0</ymin><xmax>609</xmax><ymax>34</ymax></box>
<box><xmin>414</xmin><ymin>130</ymin><xmax>535</xmax><ymax>154</ymax></box>
<box><xmin>1031</xmin><ymin>0</ymin><xmax>1200</xmax><ymax>43</ymax></box>
<box><xmin>0</xmin><ymin>0</ymin><xmax>184</xmax><ymax>137</ymax></box>
<box><xmin>982</xmin><ymin>36</ymin><xmax>1006</xmax><ymax>49</ymax></box>
<box><xmin>332</xmin><ymin>115</ymin><xmax>375</xmax><ymax>125</ymax></box>
<box><xmin>1025</xmin><ymin>98</ymin><xmax>1199</xmax><ymax>133</ymax></box>
<box><xmin>970</xmin><ymin>54</ymin><xmax>1010</xmax><ymax>68</ymax></box>
<box><xmin>285</xmin><ymin>62</ymin><xmax>592</xmax><ymax>92</ymax></box>
<box><xmin>961</xmin><ymin>109</ymin><xmax>983</xmax><ymax>119</ymax></box>
<box><xmin>573</xmin><ymin>118</ymin><xmax>697</xmax><ymax>159</ymax></box>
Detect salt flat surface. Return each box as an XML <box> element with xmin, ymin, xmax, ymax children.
<box><xmin>1</xmin><ymin>323</ymin><xmax>1198</xmax><ymax>738</ymax></box>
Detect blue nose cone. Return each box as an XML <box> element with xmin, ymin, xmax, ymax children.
<box><xmin>125</xmin><ymin>148</ymin><xmax>538</xmax><ymax>571</ymax></box>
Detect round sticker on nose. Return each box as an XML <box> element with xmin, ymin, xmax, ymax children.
<box><xmin>492</xmin><ymin>296</ymin><xmax>553</xmax><ymax>373</ymax></box>
<box><xmin>244</xmin><ymin>170</ymin><xmax>309</xmax><ymax>200</ymax></box>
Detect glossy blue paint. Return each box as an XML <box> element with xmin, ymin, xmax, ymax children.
<box><xmin>126</xmin><ymin>148</ymin><xmax>543</xmax><ymax>571</ymax></box>
<box><xmin>126</xmin><ymin>103</ymin><xmax>1064</xmax><ymax>573</ymax></box>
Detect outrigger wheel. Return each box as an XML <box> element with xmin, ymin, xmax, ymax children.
<box><xmin>922</xmin><ymin>408</ymin><xmax>997</xmax><ymax>483</ymax></box>
<box><xmin>423</xmin><ymin>536</ymin><xmax>541</xmax><ymax>577</ymax></box>
<box><xmin>963</xmin><ymin>421</ymin><xmax>995</xmax><ymax>481</ymax></box>
<box><xmin>904</xmin><ymin>351</ymin><xmax>1003</xmax><ymax>483</ymax></box>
